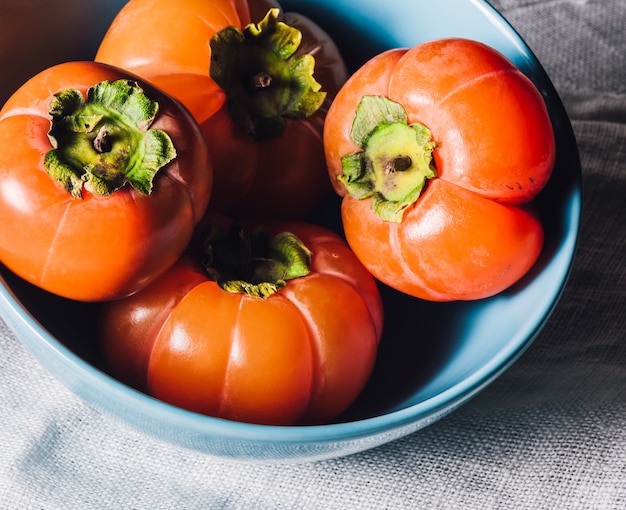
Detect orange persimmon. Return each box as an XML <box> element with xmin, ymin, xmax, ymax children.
<box><xmin>324</xmin><ymin>39</ymin><xmax>555</xmax><ymax>301</ymax></box>
<box><xmin>0</xmin><ymin>61</ymin><xmax>212</xmax><ymax>301</ymax></box>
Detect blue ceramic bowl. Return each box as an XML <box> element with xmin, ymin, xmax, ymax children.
<box><xmin>0</xmin><ymin>0</ymin><xmax>581</xmax><ymax>462</ymax></box>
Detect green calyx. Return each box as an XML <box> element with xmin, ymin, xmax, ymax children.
<box><xmin>202</xmin><ymin>223</ymin><xmax>312</xmax><ymax>299</ymax></box>
<box><xmin>210</xmin><ymin>8</ymin><xmax>326</xmax><ymax>141</ymax></box>
<box><xmin>339</xmin><ymin>95</ymin><xmax>437</xmax><ymax>223</ymax></box>
<box><xmin>44</xmin><ymin>79</ymin><xmax>176</xmax><ymax>199</ymax></box>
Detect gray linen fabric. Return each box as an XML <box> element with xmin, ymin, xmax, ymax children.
<box><xmin>1</xmin><ymin>0</ymin><xmax>625</xmax><ymax>508</ymax></box>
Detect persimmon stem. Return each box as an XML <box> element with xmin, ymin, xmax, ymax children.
<box><xmin>385</xmin><ymin>155</ymin><xmax>412</xmax><ymax>173</ymax></box>
<box><xmin>251</xmin><ymin>72</ymin><xmax>272</xmax><ymax>90</ymax></box>
<box><xmin>93</xmin><ymin>126</ymin><xmax>112</xmax><ymax>153</ymax></box>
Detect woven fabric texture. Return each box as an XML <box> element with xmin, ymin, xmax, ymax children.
<box><xmin>1</xmin><ymin>0</ymin><xmax>625</xmax><ymax>508</ymax></box>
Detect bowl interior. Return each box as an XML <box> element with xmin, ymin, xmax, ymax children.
<box><xmin>0</xmin><ymin>0</ymin><xmax>581</xmax><ymax>459</ymax></box>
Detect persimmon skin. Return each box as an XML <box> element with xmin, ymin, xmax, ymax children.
<box><xmin>0</xmin><ymin>61</ymin><xmax>212</xmax><ymax>302</ymax></box>
<box><xmin>324</xmin><ymin>39</ymin><xmax>554</xmax><ymax>301</ymax></box>
<box><xmin>95</xmin><ymin>0</ymin><xmax>245</xmax><ymax>125</ymax></box>
<box><xmin>341</xmin><ymin>180</ymin><xmax>544</xmax><ymax>301</ymax></box>
<box><xmin>99</xmin><ymin>222</ymin><xmax>383</xmax><ymax>426</ymax></box>
<box><xmin>389</xmin><ymin>39</ymin><xmax>555</xmax><ymax>204</ymax></box>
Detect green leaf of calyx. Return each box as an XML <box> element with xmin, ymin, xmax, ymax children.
<box><xmin>43</xmin><ymin>150</ymin><xmax>85</xmax><ymax>199</ymax></box>
<box><xmin>244</xmin><ymin>7</ymin><xmax>301</xmax><ymax>60</ymax></box>
<box><xmin>125</xmin><ymin>128</ymin><xmax>176</xmax><ymax>195</ymax></box>
<box><xmin>338</xmin><ymin>152</ymin><xmax>374</xmax><ymax>199</ymax></box>
<box><xmin>349</xmin><ymin>94</ymin><xmax>408</xmax><ymax>147</ymax></box>
<box><xmin>88</xmin><ymin>79</ymin><xmax>158</xmax><ymax>130</ymax></box>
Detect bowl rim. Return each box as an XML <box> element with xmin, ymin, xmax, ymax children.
<box><xmin>0</xmin><ymin>0</ymin><xmax>582</xmax><ymax>453</ymax></box>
